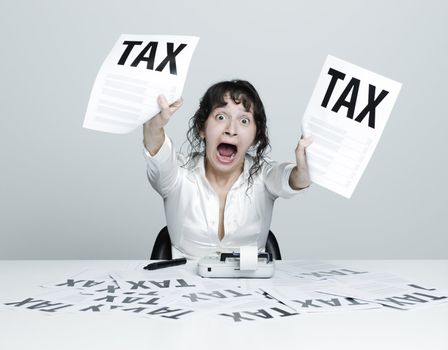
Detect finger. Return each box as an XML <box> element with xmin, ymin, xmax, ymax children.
<box><xmin>169</xmin><ymin>97</ymin><xmax>183</xmax><ymax>112</ymax></box>
<box><xmin>170</xmin><ymin>97</ymin><xmax>183</xmax><ymax>108</ymax></box>
<box><xmin>295</xmin><ymin>142</ymin><xmax>309</xmax><ymax>167</ymax></box>
<box><xmin>302</xmin><ymin>137</ymin><xmax>313</xmax><ymax>147</ymax></box>
<box><xmin>296</xmin><ymin>137</ymin><xmax>313</xmax><ymax>151</ymax></box>
<box><xmin>157</xmin><ymin>95</ymin><xmax>173</xmax><ymax>125</ymax></box>
<box><xmin>157</xmin><ymin>95</ymin><xmax>170</xmax><ymax>111</ymax></box>
<box><xmin>300</xmin><ymin>132</ymin><xmax>312</xmax><ymax>140</ymax></box>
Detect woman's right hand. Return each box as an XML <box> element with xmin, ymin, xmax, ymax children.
<box><xmin>144</xmin><ymin>95</ymin><xmax>183</xmax><ymax>131</ymax></box>
<box><xmin>143</xmin><ymin>95</ymin><xmax>183</xmax><ymax>156</ymax></box>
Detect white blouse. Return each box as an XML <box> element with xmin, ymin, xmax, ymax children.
<box><xmin>143</xmin><ymin>134</ymin><xmax>303</xmax><ymax>259</ymax></box>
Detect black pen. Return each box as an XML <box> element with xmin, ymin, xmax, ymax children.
<box><xmin>143</xmin><ymin>257</ymin><xmax>187</xmax><ymax>270</ymax></box>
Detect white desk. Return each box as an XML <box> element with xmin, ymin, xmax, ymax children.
<box><xmin>0</xmin><ymin>260</ymin><xmax>447</xmax><ymax>350</ymax></box>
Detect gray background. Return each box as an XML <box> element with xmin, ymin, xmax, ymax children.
<box><xmin>0</xmin><ymin>0</ymin><xmax>446</xmax><ymax>259</ymax></box>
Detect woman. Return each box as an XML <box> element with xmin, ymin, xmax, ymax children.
<box><xmin>143</xmin><ymin>80</ymin><xmax>312</xmax><ymax>259</ymax></box>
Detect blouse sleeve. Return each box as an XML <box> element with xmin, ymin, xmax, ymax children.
<box><xmin>142</xmin><ymin>133</ymin><xmax>180</xmax><ymax>198</ymax></box>
<box><xmin>263</xmin><ymin>160</ymin><xmax>304</xmax><ymax>199</ymax></box>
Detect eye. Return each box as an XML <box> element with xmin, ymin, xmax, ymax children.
<box><xmin>215</xmin><ymin>114</ymin><xmax>227</xmax><ymax>121</ymax></box>
<box><xmin>241</xmin><ymin>117</ymin><xmax>250</xmax><ymax>126</ymax></box>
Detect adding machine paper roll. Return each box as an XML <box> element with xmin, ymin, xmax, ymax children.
<box><xmin>239</xmin><ymin>246</ymin><xmax>258</xmax><ymax>270</ymax></box>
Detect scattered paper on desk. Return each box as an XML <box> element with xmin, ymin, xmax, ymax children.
<box><xmin>2</xmin><ymin>261</ymin><xmax>447</xmax><ymax>322</ymax></box>
<box><xmin>316</xmin><ymin>271</ymin><xmax>448</xmax><ymax>310</ymax></box>
<box><xmin>83</xmin><ymin>34</ymin><xmax>199</xmax><ymax>134</ymax></box>
<box><xmin>261</xmin><ymin>284</ymin><xmax>382</xmax><ymax>314</ymax></box>
<box><xmin>301</xmin><ymin>55</ymin><xmax>402</xmax><ymax>198</ymax></box>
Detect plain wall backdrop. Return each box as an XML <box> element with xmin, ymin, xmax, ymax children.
<box><xmin>0</xmin><ymin>0</ymin><xmax>447</xmax><ymax>259</ymax></box>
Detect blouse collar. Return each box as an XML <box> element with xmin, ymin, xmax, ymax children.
<box><xmin>187</xmin><ymin>154</ymin><xmax>253</xmax><ymax>190</ymax></box>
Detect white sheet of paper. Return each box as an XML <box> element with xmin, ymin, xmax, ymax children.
<box><xmin>208</xmin><ymin>296</ymin><xmax>300</xmax><ymax>323</ymax></box>
<box><xmin>83</xmin><ymin>34</ymin><xmax>199</xmax><ymax>134</ymax></box>
<box><xmin>110</xmin><ymin>269</ymin><xmax>206</xmax><ymax>292</ymax></box>
<box><xmin>261</xmin><ymin>285</ymin><xmax>382</xmax><ymax>314</ymax></box>
<box><xmin>276</xmin><ymin>260</ymin><xmax>370</xmax><ymax>281</ymax></box>
<box><xmin>301</xmin><ymin>55</ymin><xmax>402</xmax><ymax>198</ymax></box>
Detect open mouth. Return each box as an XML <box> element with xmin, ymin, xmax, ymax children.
<box><xmin>217</xmin><ymin>143</ymin><xmax>237</xmax><ymax>163</ymax></box>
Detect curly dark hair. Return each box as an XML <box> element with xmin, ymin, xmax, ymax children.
<box><xmin>182</xmin><ymin>80</ymin><xmax>271</xmax><ymax>189</ymax></box>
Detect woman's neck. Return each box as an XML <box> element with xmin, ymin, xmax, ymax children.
<box><xmin>204</xmin><ymin>158</ymin><xmax>243</xmax><ymax>190</ymax></box>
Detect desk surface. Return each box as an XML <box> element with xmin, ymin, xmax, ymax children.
<box><xmin>0</xmin><ymin>260</ymin><xmax>447</xmax><ymax>350</ymax></box>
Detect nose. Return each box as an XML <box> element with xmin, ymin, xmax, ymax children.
<box><xmin>224</xmin><ymin>118</ymin><xmax>238</xmax><ymax>136</ymax></box>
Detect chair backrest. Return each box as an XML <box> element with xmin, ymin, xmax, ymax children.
<box><xmin>150</xmin><ymin>226</ymin><xmax>172</xmax><ymax>260</ymax></box>
<box><xmin>265</xmin><ymin>231</ymin><xmax>282</xmax><ymax>260</ymax></box>
<box><xmin>150</xmin><ymin>226</ymin><xmax>282</xmax><ymax>260</ymax></box>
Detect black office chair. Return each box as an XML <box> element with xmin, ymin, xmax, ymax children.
<box><xmin>150</xmin><ymin>226</ymin><xmax>282</xmax><ymax>260</ymax></box>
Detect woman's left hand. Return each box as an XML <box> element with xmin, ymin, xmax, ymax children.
<box><xmin>289</xmin><ymin>136</ymin><xmax>313</xmax><ymax>190</ymax></box>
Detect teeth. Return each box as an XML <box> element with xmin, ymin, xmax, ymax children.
<box><xmin>230</xmin><ymin>153</ymin><xmax>235</xmax><ymax>160</ymax></box>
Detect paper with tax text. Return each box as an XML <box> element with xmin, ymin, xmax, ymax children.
<box><xmin>2</xmin><ymin>261</ymin><xmax>447</xmax><ymax>324</ymax></box>
<box><xmin>301</xmin><ymin>55</ymin><xmax>402</xmax><ymax>198</ymax></box>
<box><xmin>83</xmin><ymin>34</ymin><xmax>199</xmax><ymax>134</ymax></box>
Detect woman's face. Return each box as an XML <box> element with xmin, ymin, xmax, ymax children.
<box><xmin>200</xmin><ymin>94</ymin><xmax>257</xmax><ymax>176</ymax></box>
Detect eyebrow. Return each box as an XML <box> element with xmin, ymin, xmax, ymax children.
<box><xmin>214</xmin><ymin>106</ymin><xmax>254</xmax><ymax>117</ymax></box>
